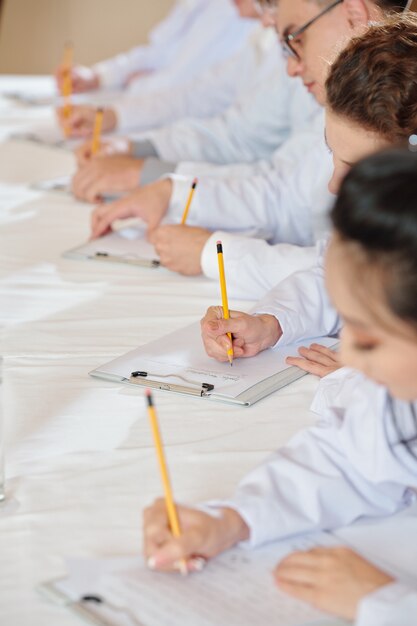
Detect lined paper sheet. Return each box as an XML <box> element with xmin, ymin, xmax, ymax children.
<box><xmin>50</xmin><ymin>533</ymin><xmax>345</xmax><ymax>626</ymax></box>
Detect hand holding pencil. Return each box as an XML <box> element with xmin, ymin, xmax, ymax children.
<box><xmin>143</xmin><ymin>389</ymin><xmax>250</xmax><ymax>573</ymax></box>
<box><xmin>200</xmin><ymin>307</ymin><xmax>283</xmax><ymax>362</ymax></box>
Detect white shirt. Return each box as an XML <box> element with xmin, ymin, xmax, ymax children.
<box><xmin>140</xmin><ymin>59</ymin><xmax>320</xmax><ymax>164</ymax></box>
<box><xmin>357</xmin><ymin>583</ymin><xmax>417</xmax><ymax>626</ymax></box>
<box><xmin>162</xmin><ymin>114</ymin><xmax>333</xmax><ymax>299</ymax></box>
<box><xmin>214</xmin><ymin>368</ymin><xmax>417</xmax><ymax>545</ymax></box>
<box><xmin>254</xmin><ymin>241</ymin><xmax>341</xmax><ymax>344</ymax></box>
<box><xmin>208</xmin><ymin>368</ymin><xmax>417</xmax><ymax>624</ymax></box>
<box><xmin>113</xmin><ymin>25</ymin><xmax>280</xmax><ymax>132</ymax></box>
<box><xmin>94</xmin><ymin>0</ymin><xmax>255</xmax><ymax>94</ymax></box>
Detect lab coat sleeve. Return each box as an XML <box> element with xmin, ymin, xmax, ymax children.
<box><xmin>254</xmin><ymin>242</ymin><xmax>341</xmax><ymax>345</ymax></box>
<box><xmin>112</xmin><ymin>26</ymin><xmax>277</xmax><ymax>133</ymax></box>
<box><xmin>207</xmin><ymin>377</ymin><xmax>415</xmax><ymax>549</ymax></box>
<box><xmin>143</xmin><ymin>65</ymin><xmax>319</xmax><ymax>164</ymax></box>
<box><xmin>112</xmin><ymin>51</ymin><xmax>253</xmax><ymax>132</ymax></box>
<box><xmin>356</xmin><ymin>583</ymin><xmax>417</xmax><ymax>626</ymax></box>
<box><xmin>166</xmin><ymin>133</ymin><xmax>334</xmax><ymax>248</ymax></box>
<box><xmin>201</xmin><ymin>231</ymin><xmax>320</xmax><ymax>300</ymax></box>
<box><xmin>94</xmin><ymin>0</ymin><xmax>255</xmax><ymax>92</ymax></box>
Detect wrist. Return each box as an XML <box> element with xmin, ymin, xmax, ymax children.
<box><xmin>91</xmin><ymin>72</ymin><xmax>100</xmax><ymax>90</ymax></box>
<box><xmin>258</xmin><ymin>314</ymin><xmax>282</xmax><ymax>350</ymax></box>
<box><xmin>217</xmin><ymin>508</ymin><xmax>250</xmax><ymax>552</ymax></box>
<box><xmin>104</xmin><ymin>108</ymin><xmax>117</xmax><ymax>132</ymax></box>
<box><xmin>159</xmin><ymin>178</ymin><xmax>173</xmax><ymax>203</ymax></box>
<box><xmin>127</xmin><ymin>160</ymin><xmax>143</xmax><ymax>188</ymax></box>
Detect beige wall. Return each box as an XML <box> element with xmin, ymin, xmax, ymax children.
<box><xmin>0</xmin><ymin>0</ymin><xmax>416</xmax><ymax>74</ymax></box>
<box><xmin>0</xmin><ymin>0</ymin><xmax>174</xmax><ymax>74</ymax></box>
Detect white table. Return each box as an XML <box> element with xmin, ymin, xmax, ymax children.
<box><xmin>0</xmin><ymin>77</ymin><xmax>324</xmax><ymax>625</ymax></box>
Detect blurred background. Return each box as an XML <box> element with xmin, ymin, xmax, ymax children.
<box><xmin>0</xmin><ymin>0</ymin><xmax>173</xmax><ymax>74</ymax></box>
<box><xmin>0</xmin><ymin>0</ymin><xmax>416</xmax><ymax>74</ymax></box>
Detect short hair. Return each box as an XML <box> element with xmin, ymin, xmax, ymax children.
<box><xmin>326</xmin><ymin>13</ymin><xmax>417</xmax><ymax>142</ymax></box>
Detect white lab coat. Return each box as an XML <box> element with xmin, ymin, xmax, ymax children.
<box><xmin>208</xmin><ymin>367</ymin><xmax>417</xmax><ymax>625</ymax></box>
<box><xmin>202</xmin><ymin>237</ymin><xmax>324</xmax><ymax>301</ymax></box>
<box><xmin>254</xmin><ymin>241</ymin><xmax>341</xmax><ymax>344</ymax></box>
<box><xmin>94</xmin><ymin>0</ymin><xmax>255</xmax><ymax>94</ymax></box>
<box><xmin>113</xmin><ymin>25</ymin><xmax>280</xmax><ymax>132</ymax></box>
<box><xmin>356</xmin><ymin>583</ymin><xmax>417</xmax><ymax>626</ymax></box>
<box><xmin>162</xmin><ymin>116</ymin><xmax>333</xmax><ymax>298</ymax></box>
<box><xmin>139</xmin><ymin>63</ymin><xmax>320</xmax><ymax>164</ymax></box>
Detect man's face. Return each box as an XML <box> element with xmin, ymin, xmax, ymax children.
<box><xmin>275</xmin><ymin>0</ymin><xmax>365</xmax><ymax>104</ymax></box>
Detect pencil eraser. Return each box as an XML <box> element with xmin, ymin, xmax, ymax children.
<box><xmin>145</xmin><ymin>388</ymin><xmax>152</xmax><ymax>397</ymax></box>
<box><xmin>192</xmin><ymin>177</ymin><xmax>198</xmax><ymax>185</ymax></box>
<box><xmin>216</xmin><ymin>240</ymin><xmax>222</xmax><ymax>245</ymax></box>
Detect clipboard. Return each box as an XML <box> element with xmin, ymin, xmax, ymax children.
<box><xmin>38</xmin><ymin>574</ymin><xmax>342</xmax><ymax>626</ymax></box>
<box><xmin>38</xmin><ymin>540</ymin><xmax>345</xmax><ymax>626</ymax></box>
<box><xmin>64</xmin><ymin>226</ymin><xmax>160</xmax><ymax>270</ymax></box>
<box><xmin>32</xmin><ymin>174</ymin><xmax>71</xmax><ymax>193</ymax></box>
<box><xmin>90</xmin><ymin>321</ymin><xmax>339</xmax><ymax>406</ymax></box>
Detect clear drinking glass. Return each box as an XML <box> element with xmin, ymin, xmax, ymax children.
<box><xmin>0</xmin><ymin>382</ymin><xmax>5</xmax><ymax>503</ymax></box>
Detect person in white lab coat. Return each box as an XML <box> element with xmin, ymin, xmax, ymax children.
<box><xmin>57</xmin><ymin>0</ymin><xmax>269</xmax><ymax>137</ymax></box>
<box><xmin>56</xmin><ymin>0</ymin><xmax>254</xmax><ymax>94</ymax></box>
<box><xmin>89</xmin><ymin>0</ymin><xmax>409</xmax><ymax>281</ymax></box>
<box><xmin>71</xmin><ymin>60</ymin><xmax>319</xmax><ymax>201</ymax></box>
<box><xmin>200</xmin><ymin>13</ymin><xmax>417</xmax><ymax>367</ymax></box>
<box><xmin>142</xmin><ymin>147</ymin><xmax>417</xmax><ymax>626</ymax></box>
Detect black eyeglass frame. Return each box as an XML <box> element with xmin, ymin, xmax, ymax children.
<box><xmin>283</xmin><ymin>0</ymin><xmax>343</xmax><ymax>60</ymax></box>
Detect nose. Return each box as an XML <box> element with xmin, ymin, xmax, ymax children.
<box><xmin>286</xmin><ymin>55</ymin><xmax>302</xmax><ymax>78</ymax></box>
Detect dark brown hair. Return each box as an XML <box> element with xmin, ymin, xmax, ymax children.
<box><xmin>331</xmin><ymin>148</ymin><xmax>417</xmax><ymax>328</ymax></box>
<box><xmin>331</xmin><ymin>148</ymin><xmax>417</xmax><ymax>454</ymax></box>
<box><xmin>326</xmin><ymin>13</ymin><xmax>417</xmax><ymax>142</ymax></box>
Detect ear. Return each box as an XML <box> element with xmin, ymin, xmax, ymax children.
<box><xmin>342</xmin><ymin>0</ymin><xmax>371</xmax><ymax>30</ymax></box>
<box><xmin>261</xmin><ymin>11</ymin><xmax>276</xmax><ymax>28</ymax></box>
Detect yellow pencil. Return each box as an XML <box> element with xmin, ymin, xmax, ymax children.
<box><xmin>145</xmin><ymin>389</ymin><xmax>187</xmax><ymax>576</ymax></box>
<box><xmin>91</xmin><ymin>108</ymin><xmax>104</xmax><ymax>156</ymax></box>
<box><xmin>216</xmin><ymin>241</ymin><xmax>234</xmax><ymax>366</ymax></box>
<box><xmin>180</xmin><ymin>178</ymin><xmax>198</xmax><ymax>225</ymax></box>
<box><xmin>61</xmin><ymin>42</ymin><xmax>74</xmax><ymax>137</ymax></box>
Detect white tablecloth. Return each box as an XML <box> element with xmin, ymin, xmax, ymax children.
<box><xmin>0</xmin><ymin>77</ymin><xmax>324</xmax><ymax>625</ymax></box>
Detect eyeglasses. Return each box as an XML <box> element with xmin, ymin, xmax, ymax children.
<box><xmin>283</xmin><ymin>0</ymin><xmax>343</xmax><ymax>61</ymax></box>
<box><xmin>253</xmin><ymin>0</ymin><xmax>277</xmax><ymax>17</ymax></box>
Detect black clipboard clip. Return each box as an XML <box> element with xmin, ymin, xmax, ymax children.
<box><xmin>130</xmin><ymin>370</ymin><xmax>214</xmax><ymax>397</ymax></box>
<box><xmin>93</xmin><ymin>252</ymin><xmax>160</xmax><ymax>269</ymax></box>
